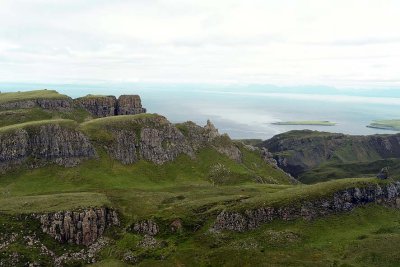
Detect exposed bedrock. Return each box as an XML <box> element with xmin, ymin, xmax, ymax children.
<box><xmin>106</xmin><ymin>118</ymin><xmax>242</xmax><ymax>164</ymax></box>
<box><xmin>37</xmin><ymin>208</ymin><xmax>119</xmax><ymax>246</ymax></box>
<box><xmin>117</xmin><ymin>95</ymin><xmax>147</xmax><ymax>115</ymax></box>
<box><xmin>73</xmin><ymin>94</ymin><xmax>147</xmax><ymax>117</ymax></box>
<box><xmin>74</xmin><ymin>96</ymin><xmax>117</xmax><ymax>117</ymax></box>
<box><xmin>212</xmin><ymin>182</ymin><xmax>400</xmax><ymax>232</ymax></box>
<box><xmin>0</xmin><ymin>124</ymin><xmax>96</xmax><ymax>172</ymax></box>
<box><xmin>0</xmin><ymin>98</ymin><xmax>72</xmax><ymax>111</ymax></box>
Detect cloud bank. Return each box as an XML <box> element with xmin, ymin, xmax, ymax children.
<box><xmin>0</xmin><ymin>0</ymin><xmax>399</xmax><ymax>88</ymax></box>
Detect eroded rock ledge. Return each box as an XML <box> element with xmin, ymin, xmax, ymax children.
<box><xmin>212</xmin><ymin>182</ymin><xmax>400</xmax><ymax>232</ymax></box>
<box><xmin>37</xmin><ymin>208</ymin><xmax>119</xmax><ymax>246</ymax></box>
<box><xmin>0</xmin><ymin>124</ymin><xmax>96</xmax><ymax>173</ymax></box>
<box><xmin>0</xmin><ymin>98</ymin><xmax>72</xmax><ymax>111</ymax></box>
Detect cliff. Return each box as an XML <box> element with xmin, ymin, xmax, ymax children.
<box><xmin>0</xmin><ymin>120</ymin><xmax>96</xmax><ymax>173</ymax></box>
<box><xmin>74</xmin><ymin>95</ymin><xmax>117</xmax><ymax>117</ymax></box>
<box><xmin>81</xmin><ymin>114</ymin><xmax>242</xmax><ymax>165</ymax></box>
<box><xmin>260</xmin><ymin>130</ymin><xmax>400</xmax><ymax>181</ymax></box>
<box><xmin>117</xmin><ymin>95</ymin><xmax>146</xmax><ymax>115</ymax></box>
<box><xmin>38</xmin><ymin>208</ymin><xmax>119</xmax><ymax>246</ymax></box>
<box><xmin>212</xmin><ymin>181</ymin><xmax>400</xmax><ymax>232</ymax></box>
<box><xmin>74</xmin><ymin>94</ymin><xmax>146</xmax><ymax>118</ymax></box>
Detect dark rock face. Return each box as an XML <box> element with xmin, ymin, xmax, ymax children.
<box><xmin>0</xmin><ymin>98</ymin><xmax>72</xmax><ymax>111</ymax></box>
<box><xmin>133</xmin><ymin>220</ymin><xmax>159</xmax><ymax>236</ymax></box>
<box><xmin>261</xmin><ymin>130</ymin><xmax>400</xmax><ymax>178</ymax></box>
<box><xmin>105</xmin><ymin>117</ymin><xmax>242</xmax><ymax>165</ymax></box>
<box><xmin>38</xmin><ymin>208</ymin><xmax>119</xmax><ymax>246</ymax></box>
<box><xmin>117</xmin><ymin>95</ymin><xmax>146</xmax><ymax>115</ymax></box>
<box><xmin>74</xmin><ymin>96</ymin><xmax>117</xmax><ymax>117</ymax></box>
<box><xmin>73</xmin><ymin>94</ymin><xmax>146</xmax><ymax>117</ymax></box>
<box><xmin>109</xmin><ymin>130</ymin><xmax>138</xmax><ymax>164</ymax></box>
<box><xmin>377</xmin><ymin>167</ymin><xmax>389</xmax><ymax>179</ymax></box>
<box><xmin>0</xmin><ymin>124</ymin><xmax>96</xmax><ymax>172</ymax></box>
<box><xmin>139</xmin><ymin>124</ymin><xmax>195</xmax><ymax>164</ymax></box>
<box><xmin>212</xmin><ymin>182</ymin><xmax>400</xmax><ymax>232</ymax></box>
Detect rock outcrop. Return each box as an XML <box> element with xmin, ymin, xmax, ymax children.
<box><xmin>73</xmin><ymin>94</ymin><xmax>146</xmax><ymax>117</ymax></box>
<box><xmin>212</xmin><ymin>182</ymin><xmax>400</xmax><ymax>232</ymax></box>
<box><xmin>38</xmin><ymin>208</ymin><xmax>119</xmax><ymax>246</ymax></box>
<box><xmin>104</xmin><ymin>116</ymin><xmax>242</xmax><ymax>165</ymax></box>
<box><xmin>0</xmin><ymin>123</ymin><xmax>96</xmax><ymax>173</ymax></box>
<box><xmin>0</xmin><ymin>98</ymin><xmax>72</xmax><ymax>111</ymax></box>
<box><xmin>377</xmin><ymin>167</ymin><xmax>389</xmax><ymax>179</ymax></box>
<box><xmin>117</xmin><ymin>95</ymin><xmax>146</xmax><ymax>115</ymax></box>
<box><xmin>132</xmin><ymin>220</ymin><xmax>159</xmax><ymax>236</ymax></box>
<box><xmin>74</xmin><ymin>96</ymin><xmax>117</xmax><ymax>117</ymax></box>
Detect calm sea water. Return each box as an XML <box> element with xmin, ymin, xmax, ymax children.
<box><xmin>1</xmin><ymin>83</ymin><xmax>400</xmax><ymax>139</ymax></box>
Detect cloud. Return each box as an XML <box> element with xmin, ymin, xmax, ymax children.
<box><xmin>0</xmin><ymin>0</ymin><xmax>399</xmax><ymax>88</ymax></box>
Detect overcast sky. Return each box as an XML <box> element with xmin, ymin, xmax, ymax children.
<box><xmin>0</xmin><ymin>0</ymin><xmax>399</xmax><ymax>88</ymax></box>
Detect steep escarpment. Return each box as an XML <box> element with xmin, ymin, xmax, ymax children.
<box><xmin>81</xmin><ymin>115</ymin><xmax>242</xmax><ymax>165</ymax></box>
<box><xmin>260</xmin><ymin>130</ymin><xmax>400</xmax><ymax>181</ymax></box>
<box><xmin>117</xmin><ymin>95</ymin><xmax>146</xmax><ymax>115</ymax></box>
<box><xmin>0</xmin><ymin>92</ymin><xmax>72</xmax><ymax>111</ymax></box>
<box><xmin>74</xmin><ymin>94</ymin><xmax>146</xmax><ymax>118</ymax></box>
<box><xmin>212</xmin><ymin>180</ymin><xmax>400</xmax><ymax>232</ymax></box>
<box><xmin>0</xmin><ymin>120</ymin><xmax>96</xmax><ymax>172</ymax></box>
<box><xmin>74</xmin><ymin>95</ymin><xmax>117</xmax><ymax>117</ymax></box>
<box><xmin>38</xmin><ymin>208</ymin><xmax>119</xmax><ymax>246</ymax></box>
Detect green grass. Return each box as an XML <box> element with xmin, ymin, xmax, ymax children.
<box><xmin>0</xmin><ymin>107</ymin><xmax>91</xmax><ymax>127</ymax></box>
<box><xmin>97</xmin><ymin>204</ymin><xmax>400</xmax><ymax>267</ymax></box>
<box><xmin>77</xmin><ymin>94</ymin><xmax>115</xmax><ymax>99</ymax></box>
<box><xmin>0</xmin><ymin>192</ymin><xmax>110</xmax><ymax>214</ymax></box>
<box><xmin>0</xmin><ymin>89</ymin><xmax>70</xmax><ymax>104</ymax></box>
<box><xmin>0</xmin><ymin>119</ymin><xmax>77</xmax><ymax>134</ymax></box>
<box><xmin>272</xmin><ymin>121</ymin><xmax>336</xmax><ymax>126</ymax></box>
<box><xmin>235</xmin><ymin>139</ymin><xmax>263</xmax><ymax>146</ymax></box>
<box><xmin>367</xmin><ymin>119</ymin><xmax>400</xmax><ymax>131</ymax></box>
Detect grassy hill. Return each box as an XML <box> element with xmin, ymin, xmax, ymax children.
<box><xmin>1</xmin><ymin>90</ymin><xmax>400</xmax><ymax>266</ymax></box>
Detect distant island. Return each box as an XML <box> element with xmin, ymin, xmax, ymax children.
<box><xmin>272</xmin><ymin>121</ymin><xmax>336</xmax><ymax>126</ymax></box>
<box><xmin>367</xmin><ymin>120</ymin><xmax>400</xmax><ymax>131</ymax></box>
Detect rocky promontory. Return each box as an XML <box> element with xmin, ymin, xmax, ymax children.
<box><xmin>74</xmin><ymin>95</ymin><xmax>117</xmax><ymax>117</ymax></box>
<box><xmin>74</xmin><ymin>94</ymin><xmax>146</xmax><ymax>118</ymax></box>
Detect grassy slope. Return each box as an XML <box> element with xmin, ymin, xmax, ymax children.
<box><xmin>0</xmin><ymin>119</ymin><xmax>77</xmax><ymax>133</ymax></box>
<box><xmin>0</xmin><ymin>89</ymin><xmax>69</xmax><ymax>104</ymax></box>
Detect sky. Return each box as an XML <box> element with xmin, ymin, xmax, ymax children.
<box><xmin>0</xmin><ymin>0</ymin><xmax>399</xmax><ymax>88</ymax></box>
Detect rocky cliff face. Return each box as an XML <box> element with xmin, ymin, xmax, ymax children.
<box><xmin>117</xmin><ymin>95</ymin><xmax>146</xmax><ymax>115</ymax></box>
<box><xmin>212</xmin><ymin>182</ymin><xmax>400</xmax><ymax>232</ymax></box>
<box><xmin>38</xmin><ymin>208</ymin><xmax>119</xmax><ymax>246</ymax></box>
<box><xmin>260</xmin><ymin>130</ymin><xmax>400</xmax><ymax>178</ymax></box>
<box><xmin>0</xmin><ymin>98</ymin><xmax>72</xmax><ymax>111</ymax></box>
<box><xmin>73</xmin><ymin>94</ymin><xmax>146</xmax><ymax>117</ymax></box>
<box><xmin>0</xmin><ymin>124</ymin><xmax>96</xmax><ymax>173</ymax></box>
<box><xmin>74</xmin><ymin>96</ymin><xmax>117</xmax><ymax>117</ymax></box>
<box><xmin>105</xmin><ymin>116</ymin><xmax>242</xmax><ymax>165</ymax></box>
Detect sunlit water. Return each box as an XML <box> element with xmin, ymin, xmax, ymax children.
<box><xmin>1</xmin><ymin>83</ymin><xmax>399</xmax><ymax>139</ymax></box>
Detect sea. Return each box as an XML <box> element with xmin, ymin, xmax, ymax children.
<box><xmin>1</xmin><ymin>82</ymin><xmax>400</xmax><ymax>140</ymax></box>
